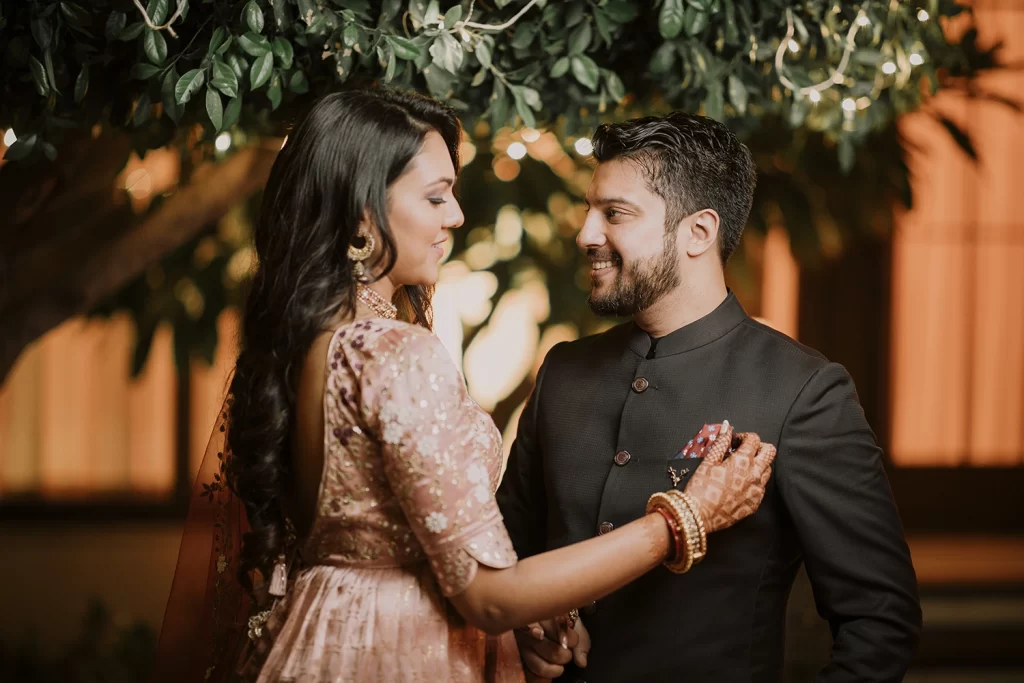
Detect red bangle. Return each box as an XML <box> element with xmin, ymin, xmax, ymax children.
<box><xmin>654</xmin><ymin>506</ymin><xmax>683</xmax><ymax>565</ymax></box>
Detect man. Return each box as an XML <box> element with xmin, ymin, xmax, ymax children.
<box><xmin>496</xmin><ymin>113</ymin><xmax>921</xmax><ymax>682</ymax></box>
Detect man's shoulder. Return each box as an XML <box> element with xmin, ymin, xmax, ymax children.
<box><xmin>544</xmin><ymin>321</ymin><xmax>634</xmax><ymax>362</ymax></box>
<box><xmin>736</xmin><ymin>317</ymin><xmax>830</xmax><ymax>377</ymax></box>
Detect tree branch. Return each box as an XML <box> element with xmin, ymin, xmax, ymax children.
<box><xmin>0</xmin><ymin>144</ymin><xmax>279</xmax><ymax>385</ymax></box>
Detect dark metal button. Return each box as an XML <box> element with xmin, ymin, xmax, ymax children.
<box><xmin>613</xmin><ymin>450</ymin><xmax>631</xmax><ymax>466</ymax></box>
<box><xmin>632</xmin><ymin>377</ymin><xmax>649</xmax><ymax>393</ymax></box>
<box><xmin>598</xmin><ymin>521</ymin><xmax>614</xmax><ymax>535</ymax></box>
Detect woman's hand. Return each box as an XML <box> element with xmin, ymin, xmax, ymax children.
<box><xmin>683</xmin><ymin>421</ymin><xmax>776</xmax><ymax>533</ymax></box>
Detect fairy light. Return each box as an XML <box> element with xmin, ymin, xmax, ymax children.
<box><xmin>842</xmin><ymin>97</ymin><xmax>857</xmax><ymax>112</ymax></box>
<box><xmin>917</xmin><ymin>9</ymin><xmax>929</xmax><ymax>21</ymax></box>
<box><xmin>521</xmin><ymin>128</ymin><xmax>541</xmax><ymax>142</ymax></box>
<box><xmin>775</xmin><ymin>9</ymin><xmax>864</xmax><ymax>99</ymax></box>
<box><xmin>574</xmin><ymin>138</ymin><xmax>593</xmax><ymax>156</ymax></box>
<box><xmin>3</xmin><ymin>129</ymin><xmax>16</xmax><ymax>146</ymax></box>
<box><xmin>787</xmin><ymin>39</ymin><xmax>800</xmax><ymax>53</ymax></box>
<box><xmin>506</xmin><ymin>141</ymin><xmax>527</xmax><ymax>160</ymax></box>
<box><xmin>808</xmin><ymin>90</ymin><xmax>822</xmax><ymax>103</ymax></box>
<box><xmin>215</xmin><ymin>132</ymin><xmax>232</xmax><ymax>152</ymax></box>
<box><xmin>909</xmin><ymin>53</ymin><xmax>924</xmax><ymax>66</ymax></box>
<box><xmin>882</xmin><ymin>61</ymin><xmax>897</xmax><ymax>74</ymax></box>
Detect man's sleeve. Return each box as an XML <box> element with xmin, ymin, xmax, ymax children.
<box><xmin>496</xmin><ymin>348</ymin><xmax>558</xmax><ymax>560</ymax></box>
<box><xmin>776</xmin><ymin>362</ymin><xmax>922</xmax><ymax>682</ymax></box>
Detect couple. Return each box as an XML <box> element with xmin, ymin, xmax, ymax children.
<box><xmin>153</xmin><ymin>89</ymin><xmax>921</xmax><ymax>683</ymax></box>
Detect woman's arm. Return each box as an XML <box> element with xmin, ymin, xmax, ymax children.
<box><xmin>449</xmin><ymin>512</ymin><xmax>671</xmax><ymax>634</ymax></box>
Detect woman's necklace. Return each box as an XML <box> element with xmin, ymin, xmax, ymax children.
<box><xmin>356</xmin><ymin>285</ymin><xmax>398</xmax><ymax>320</ymax></box>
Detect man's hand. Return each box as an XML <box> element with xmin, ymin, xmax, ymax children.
<box><xmin>516</xmin><ymin>616</ymin><xmax>590</xmax><ymax>682</ymax></box>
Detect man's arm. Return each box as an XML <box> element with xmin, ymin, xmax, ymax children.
<box><xmin>496</xmin><ymin>348</ymin><xmax>557</xmax><ymax>560</ymax></box>
<box><xmin>777</xmin><ymin>362</ymin><xmax>922</xmax><ymax>683</ymax></box>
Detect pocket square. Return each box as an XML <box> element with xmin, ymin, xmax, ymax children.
<box><xmin>671</xmin><ymin>423</ymin><xmax>721</xmax><ymax>459</ymax></box>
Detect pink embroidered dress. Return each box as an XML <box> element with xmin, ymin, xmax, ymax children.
<box><xmin>244</xmin><ymin>319</ymin><xmax>525</xmax><ymax>682</ymax></box>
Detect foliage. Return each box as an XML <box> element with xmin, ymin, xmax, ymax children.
<box><xmin>0</xmin><ymin>0</ymin><xmax>1003</xmax><ymax>169</ymax></box>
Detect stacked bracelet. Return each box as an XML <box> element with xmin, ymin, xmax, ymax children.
<box><xmin>647</xmin><ymin>491</ymin><xmax>708</xmax><ymax>574</ymax></box>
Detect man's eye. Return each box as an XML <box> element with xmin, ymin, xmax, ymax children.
<box><xmin>605</xmin><ymin>209</ymin><xmax>621</xmax><ymax>219</ymax></box>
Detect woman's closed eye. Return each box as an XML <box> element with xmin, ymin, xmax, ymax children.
<box><xmin>428</xmin><ymin>197</ymin><xmax>447</xmax><ymax>206</ymax></box>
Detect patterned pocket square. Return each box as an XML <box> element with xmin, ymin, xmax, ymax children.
<box><xmin>671</xmin><ymin>423</ymin><xmax>722</xmax><ymax>460</ymax></box>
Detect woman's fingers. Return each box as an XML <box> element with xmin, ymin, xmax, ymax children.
<box><xmin>703</xmin><ymin>420</ymin><xmax>733</xmax><ymax>464</ymax></box>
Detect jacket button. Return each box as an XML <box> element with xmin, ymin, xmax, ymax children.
<box><xmin>632</xmin><ymin>377</ymin><xmax>649</xmax><ymax>393</ymax></box>
<box><xmin>614</xmin><ymin>450</ymin><xmax>631</xmax><ymax>466</ymax></box>
<box><xmin>598</xmin><ymin>521</ymin><xmax>614</xmax><ymax>535</ymax></box>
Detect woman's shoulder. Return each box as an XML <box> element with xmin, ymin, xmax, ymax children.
<box><xmin>328</xmin><ymin>318</ymin><xmax>452</xmax><ymax>376</ymax></box>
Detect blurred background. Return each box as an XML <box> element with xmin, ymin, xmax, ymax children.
<box><xmin>1</xmin><ymin>0</ymin><xmax>1023</xmax><ymax>681</ymax></box>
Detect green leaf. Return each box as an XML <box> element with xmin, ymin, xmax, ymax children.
<box><xmin>131</xmin><ymin>62</ymin><xmax>161</xmax><ymax>79</ymax></box>
<box><xmin>227</xmin><ymin>54</ymin><xmax>247</xmax><ymax>82</ymax></box>
<box><xmin>106</xmin><ymin>11</ymin><xmax>127</xmax><ymax>40</ymax></box>
<box><xmin>161</xmin><ymin>68</ymin><xmax>184</xmax><ymax>122</ymax></box>
<box><xmin>550</xmin><ymin>55</ymin><xmax>570</xmax><ymax>78</ymax></box>
<box><xmin>471</xmin><ymin>67</ymin><xmax>487</xmax><ymax>87</ymax></box>
<box><xmin>423</xmin><ymin>64</ymin><xmax>456</xmax><ymax>99</ymax></box>
<box><xmin>4</xmin><ymin>134</ymin><xmax>38</xmax><ymax>161</ymax></box>
<box><xmin>569</xmin><ymin>21</ymin><xmax>592</xmax><ymax>55</ymax></box>
<box><xmin>250</xmin><ymin>51</ymin><xmax>274</xmax><ymax>89</ymax></box>
<box><xmin>570</xmin><ymin>55</ymin><xmax>599</xmax><ymax>91</ymax></box>
<box><xmin>650</xmin><ymin>43</ymin><xmax>676</xmax><ymax>73</ymax></box>
<box><xmin>31</xmin><ymin>19</ymin><xmax>53</xmax><ymax>50</ymax></box>
<box><xmin>267</xmin><ymin>73</ymin><xmax>283</xmax><ymax>110</ymax></box>
<box><xmin>223</xmin><ymin>94</ymin><xmax>243</xmax><ymax>130</ymax></box>
<box><xmin>592</xmin><ymin>8</ymin><xmax>614</xmax><ymax>46</ymax></box>
<box><xmin>175</xmin><ymin>68</ymin><xmax>206</xmax><ymax>104</ymax></box>
<box><xmin>838</xmin><ymin>138</ymin><xmax>855</xmax><ymax>174</ymax></box>
<box><xmin>147</xmin><ymin>0</ymin><xmax>169</xmax><ymax>25</ymax></box>
<box><xmin>120</xmin><ymin>22</ymin><xmax>145</xmax><ymax>41</ymax></box>
<box><xmin>685</xmin><ymin>6</ymin><xmax>708</xmax><ymax>35</ymax></box>
<box><xmin>603</xmin><ymin>1</ymin><xmax>638</xmax><ymax>22</ymax></box>
<box><xmin>429</xmin><ymin>33</ymin><xmax>463</xmax><ymax>73</ymax></box>
<box><xmin>238</xmin><ymin>32</ymin><xmax>271</xmax><ymax>57</ymax></box>
<box><xmin>287</xmin><ymin>70</ymin><xmax>309</xmax><ymax>93</ymax></box>
<box><xmin>43</xmin><ymin>51</ymin><xmax>59</xmax><ymax>96</ymax></box>
<box><xmin>144</xmin><ymin>29</ymin><xmax>168</xmax><ymax>64</ymax></box>
<box><xmin>511</xmin><ymin>21</ymin><xmax>534</xmax><ymax>49</ymax></box>
<box><xmin>606</xmin><ymin>70</ymin><xmax>626</xmax><ymax>103</ymax></box>
<box><xmin>385</xmin><ymin>45</ymin><xmax>397</xmax><ymax>81</ymax></box>
<box><xmin>659</xmin><ymin>0</ymin><xmax>685</xmax><ymax>39</ymax></box>
<box><xmin>728</xmin><ymin>74</ymin><xmax>747</xmax><ymax>114</ymax></box>
<box><xmin>29</xmin><ymin>55</ymin><xmax>49</xmax><ymax>95</ymax></box>
<box><xmin>206</xmin><ymin>86</ymin><xmax>224</xmax><ymax>130</ymax></box>
<box><xmin>209</xmin><ymin>26</ymin><xmax>228</xmax><ymax>54</ymax></box>
<box><xmin>423</xmin><ymin>0</ymin><xmax>441</xmax><ymax>27</ymax></box>
<box><xmin>387</xmin><ymin>35</ymin><xmax>420</xmax><ymax>60</ymax></box>
<box><xmin>244</xmin><ymin>1</ymin><xmax>264</xmax><ymax>33</ymax></box>
<box><xmin>512</xmin><ymin>87</ymin><xmax>536</xmax><ymax>129</ymax></box>
<box><xmin>475</xmin><ymin>41</ymin><xmax>492</xmax><ymax>69</ymax></box>
<box><xmin>704</xmin><ymin>79</ymin><xmax>724</xmax><ymax>120</ymax></box>
<box><xmin>443</xmin><ymin>5</ymin><xmax>463</xmax><ymax>30</ymax></box>
<box><xmin>41</xmin><ymin>141</ymin><xmax>58</xmax><ymax>161</ymax></box>
<box><xmin>74</xmin><ymin>63</ymin><xmax>89</xmax><ymax>103</ymax></box>
<box><xmin>212</xmin><ymin>59</ymin><xmax>239</xmax><ymax>97</ymax></box>
<box><xmin>61</xmin><ymin>2</ymin><xmax>90</xmax><ymax>27</ymax></box>
<box><xmin>272</xmin><ymin>37</ymin><xmax>294</xmax><ymax>69</ymax></box>
<box><xmin>342</xmin><ymin>23</ymin><xmax>360</xmax><ymax>47</ymax></box>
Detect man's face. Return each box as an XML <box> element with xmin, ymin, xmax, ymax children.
<box><xmin>578</xmin><ymin>158</ymin><xmax>682</xmax><ymax>317</ymax></box>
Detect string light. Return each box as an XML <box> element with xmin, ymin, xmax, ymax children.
<box><xmin>787</xmin><ymin>39</ymin><xmax>800</xmax><ymax>53</ymax></box>
<box><xmin>775</xmin><ymin>8</ymin><xmax>864</xmax><ymax>99</ymax></box>
<box><xmin>215</xmin><ymin>132</ymin><xmax>232</xmax><ymax>152</ymax></box>
<box><xmin>909</xmin><ymin>53</ymin><xmax>924</xmax><ymax>66</ymax></box>
<box><xmin>574</xmin><ymin>138</ymin><xmax>593</xmax><ymax>156</ymax></box>
<box><xmin>917</xmin><ymin>9</ymin><xmax>929</xmax><ymax>21</ymax></box>
<box><xmin>882</xmin><ymin>61</ymin><xmax>897</xmax><ymax>74</ymax></box>
<box><xmin>842</xmin><ymin>97</ymin><xmax>857</xmax><ymax>112</ymax></box>
<box><xmin>808</xmin><ymin>90</ymin><xmax>821</xmax><ymax>103</ymax></box>
<box><xmin>3</xmin><ymin>129</ymin><xmax>16</xmax><ymax>146</ymax></box>
<box><xmin>507</xmin><ymin>141</ymin><xmax>527</xmax><ymax>160</ymax></box>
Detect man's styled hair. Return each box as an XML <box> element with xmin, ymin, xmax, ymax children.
<box><xmin>591</xmin><ymin>112</ymin><xmax>756</xmax><ymax>263</ymax></box>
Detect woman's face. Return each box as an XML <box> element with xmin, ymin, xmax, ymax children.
<box><xmin>379</xmin><ymin>130</ymin><xmax>464</xmax><ymax>288</ymax></box>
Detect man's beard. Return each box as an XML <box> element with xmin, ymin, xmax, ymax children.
<box><xmin>587</xmin><ymin>234</ymin><xmax>681</xmax><ymax>317</ymax></box>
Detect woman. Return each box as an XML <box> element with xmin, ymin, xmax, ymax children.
<box><xmin>153</xmin><ymin>89</ymin><xmax>776</xmax><ymax>683</ymax></box>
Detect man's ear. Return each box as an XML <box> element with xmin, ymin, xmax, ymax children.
<box><xmin>684</xmin><ymin>208</ymin><xmax>720</xmax><ymax>258</ymax></box>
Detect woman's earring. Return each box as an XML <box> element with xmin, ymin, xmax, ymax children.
<box><xmin>347</xmin><ymin>226</ymin><xmax>375</xmax><ymax>282</ymax></box>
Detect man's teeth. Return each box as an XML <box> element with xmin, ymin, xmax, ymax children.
<box><xmin>592</xmin><ymin>260</ymin><xmax>615</xmax><ymax>270</ymax></box>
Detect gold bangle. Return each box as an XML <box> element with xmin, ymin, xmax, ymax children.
<box><xmin>672</xmin><ymin>490</ymin><xmax>708</xmax><ymax>564</ymax></box>
<box><xmin>647</xmin><ymin>493</ymin><xmax>689</xmax><ymax>573</ymax></box>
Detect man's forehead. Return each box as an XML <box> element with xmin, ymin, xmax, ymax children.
<box><xmin>587</xmin><ymin>158</ymin><xmax>653</xmax><ymax>203</ymax></box>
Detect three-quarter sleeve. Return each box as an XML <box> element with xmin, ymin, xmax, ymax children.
<box><xmin>360</xmin><ymin>325</ymin><xmax>517</xmax><ymax>596</ymax></box>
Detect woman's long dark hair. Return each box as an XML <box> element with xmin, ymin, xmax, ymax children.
<box><xmin>226</xmin><ymin>89</ymin><xmax>461</xmax><ymax>592</ymax></box>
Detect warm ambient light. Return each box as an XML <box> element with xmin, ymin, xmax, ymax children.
<box><xmin>574</xmin><ymin>138</ymin><xmax>593</xmax><ymax>156</ymax></box>
<box><xmin>506</xmin><ymin>142</ymin><xmax>527</xmax><ymax>160</ymax></box>
<box><xmin>3</xmin><ymin>129</ymin><xmax>16</xmax><ymax>146</ymax></box>
<box><xmin>214</xmin><ymin>132</ymin><xmax>232</xmax><ymax>152</ymax></box>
